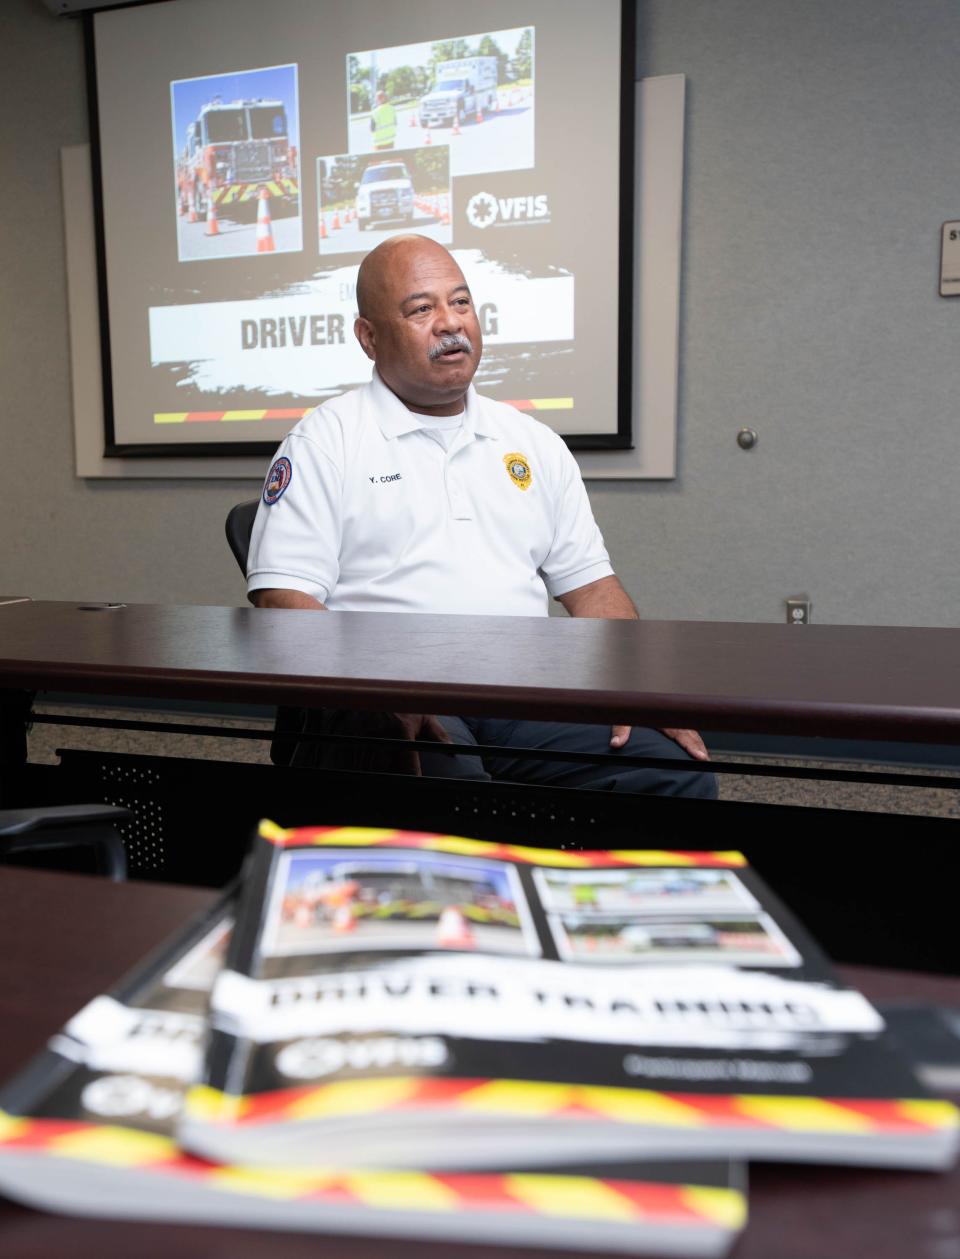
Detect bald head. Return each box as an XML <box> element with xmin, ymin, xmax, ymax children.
<box><xmin>353</xmin><ymin>235</ymin><xmax>483</xmax><ymax>417</ymax></box>
<box><xmin>356</xmin><ymin>234</ymin><xmax>450</xmax><ymax>320</ymax></box>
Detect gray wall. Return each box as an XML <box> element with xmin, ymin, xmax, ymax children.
<box><xmin>627</xmin><ymin>0</ymin><xmax>960</xmax><ymax>626</ymax></box>
<box><xmin>2</xmin><ymin>0</ymin><xmax>959</xmax><ymax>624</ymax></box>
<box><xmin>1</xmin><ymin>0</ymin><xmax>256</xmax><ymax>609</ymax></box>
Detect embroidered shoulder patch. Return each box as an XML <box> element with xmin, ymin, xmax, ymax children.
<box><xmin>503</xmin><ymin>452</ymin><xmax>532</xmax><ymax>491</ymax></box>
<box><xmin>263</xmin><ymin>456</ymin><xmax>292</xmax><ymax>505</ymax></box>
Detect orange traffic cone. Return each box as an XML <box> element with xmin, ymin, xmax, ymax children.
<box><xmin>452</xmin><ymin>115</ymin><xmax>461</xmax><ymax>136</ymax></box>
<box><xmin>436</xmin><ymin>906</ymin><xmax>476</xmax><ymax>949</ymax></box>
<box><xmin>205</xmin><ymin>195</ymin><xmax>220</xmax><ymax>237</ymax></box>
<box><xmin>409</xmin><ymin>112</ymin><xmax>417</xmax><ymax>127</ymax></box>
<box><xmin>319</xmin><ymin>213</ymin><xmax>328</xmax><ymax>240</ymax></box>
<box><xmin>332</xmin><ymin>209</ymin><xmax>341</xmax><ymax>230</ymax></box>
<box><xmin>332</xmin><ymin>903</ymin><xmax>356</xmax><ymax>934</ymax></box>
<box><xmin>256</xmin><ymin>189</ymin><xmax>275</xmax><ymax>252</ymax></box>
<box><xmin>424</xmin><ymin>129</ymin><xmax>432</xmax><ymax>145</ymax></box>
<box><xmin>495</xmin><ymin>95</ymin><xmax>501</xmax><ymax>112</ymax></box>
<box><xmin>475</xmin><ymin>107</ymin><xmax>484</xmax><ymax>124</ymax></box>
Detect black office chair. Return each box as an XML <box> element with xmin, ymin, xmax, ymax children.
<box><xmin>1</xmin><ymin>687</ymin><xmax>130</xmax><ymax>880</ymax></box>
<box><xmin>225</xmin><ymin>500</ymin><xmax>259</xmax><ymax>575</ymax></box>
<box><xmin>0</xmin><ymin>804</ymin><xmax>130</xmax><ymax>881</ymax></box>
<box><xmin>226</xmin><ymin>499</ymin><xmax>304</xmax><ymax>766</ymax></box>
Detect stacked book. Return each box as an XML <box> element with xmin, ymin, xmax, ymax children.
<box><xmin>0</xmin><ymin>821</ymin><xmax>957</xmax><ymax>1256</ymax></box>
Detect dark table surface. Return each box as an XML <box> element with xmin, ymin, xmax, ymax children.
<box><xmin>3</xmin><ymin>599</ymin><xmax>960</xmax><ymax>741</ymax></box>
<box><xmin>0</xmin><ymin>868</ymin><xmax>957</xmax><ymax>1259</ymax></box>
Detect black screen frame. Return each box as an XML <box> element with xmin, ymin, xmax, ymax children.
<box><xmin>86</xmin><ymin>0</ymin><xmax>637</xmax><ymax>458</ymax></box>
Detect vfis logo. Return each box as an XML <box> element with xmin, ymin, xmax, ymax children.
<box><xmin>466</xmin><ymin>191</ymin><xmax>550</xmax><ymax>229</ymax></box>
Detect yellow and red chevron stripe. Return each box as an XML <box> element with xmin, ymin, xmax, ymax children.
<box><xmin>505</xmin><ymin>398</ymin><xmax>573</xmax><ymax>412</ymax></box>
<box><xmin>257</xmin><ymin>821</ymin><xmax>746</xmax><ymax>868</ymax></box>
<box><xmin>155</xmin><ymin>409</ymin><xmax>311</xmax><ymax>424</ymax></box>
<box><xmin>212</xmin><ymin>178</ymin><xmax>299</xmax><ymax>205</ymax></box>
<box><xmin>184</xmin><ymin>1076</ymin><xmax>959</xmax><ymax>1139</ymax></box>
<box><xmin>0</xmin><ymin>1114</ymin><xmax>745</xmax><ymax>1228</ymax></box>
<box><xmin>154</xmin><ymin>399</ymin><xmax>572</xmax><ymax>424</ymax></box>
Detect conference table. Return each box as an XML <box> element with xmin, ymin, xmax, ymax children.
<box><xmin>1</xmin><ymin>604</ymin><xmax>959</xmax><ymax>1252</ymax></box>
<box><xmin>0</xmin><ymin>866</ymin><xmax>957</xmax><ymax>1259</ymax></box>
<box><xmin>1</xmin><ymin>598</ymin><xmax>958</xmax><ymax>971</ymax></box>
<box><xmin>1</xmin><ymin>598</ymin><xmax>960</xmax><ymax>739</ymax></box>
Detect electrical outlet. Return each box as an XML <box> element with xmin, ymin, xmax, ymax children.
<box><xmin>785</xmin><ymin>595</ymin><xmax>811</xmax><ymax>625</ymax></box>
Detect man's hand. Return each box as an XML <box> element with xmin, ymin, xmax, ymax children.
<box><xmin>660</xmin><ymin>728</ymin><xmax>710</xmax><ymax>760</ymax></box>
<box><xmin>557</xmin><ymin>581</ymin><xmax>709</xmax><ymax>764</ymax></box>
<box><xmin>319</xmin><ymin>710</ymin><xmax>451</xmax><ymax>775</ymax></box>
<box><xmin>251</xmin><ymin>594</ymin><xmax>453</xmax><ymax>772</ymax></box>
<box><xmin>391</xmin><ymin>713</ymin><xmax>453</xmax><ymax>776</ymax></box>
<box><xmin>609</xmin><ymin>725</ymin><xmax>710</xmax><ymax>761</ymax></box>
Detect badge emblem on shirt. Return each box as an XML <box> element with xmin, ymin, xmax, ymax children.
<box><xmin>263</xmin><ymin>456</ymin><xmax>292</xmax><ymax>505</ymax></box>
<box><xmin>503</xmin><ymin>452</ymin><xmax>532</xmax><ymax>491</ymax></box>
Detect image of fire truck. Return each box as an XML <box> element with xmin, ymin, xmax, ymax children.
<box><xmin>176</xmin><ymin>97</ymin><xmax>298</xmax><ymax>219</ymax></box>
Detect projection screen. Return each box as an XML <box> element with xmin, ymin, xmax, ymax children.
<box><xmin>89</xmin><ymin>0</ymin><xmax>632</xmax><ymax>456</ymax></box>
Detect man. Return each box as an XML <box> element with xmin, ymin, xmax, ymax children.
<box><xmin>248</xmin><ymin>235</ymin><xmax>715</xmax><ymax>799</ymax></box>
<box><xmin>370</xmin><ymin>90</ymin><xmax>397</xmax><ymax>151</ymax></box>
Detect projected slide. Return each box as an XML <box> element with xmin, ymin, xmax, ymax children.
<box><xmin>92</xmin><ymin>0</ymin><xmax>627</xmax><ymax>453</ymax></box>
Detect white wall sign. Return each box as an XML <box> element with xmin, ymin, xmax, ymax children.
<box><xmin>940</xmin><ymin>221</ymin><xmax>960</xmax><ymax>297</ymax></box>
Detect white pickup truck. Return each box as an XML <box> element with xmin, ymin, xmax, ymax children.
<box><xmin>419</xmin><ymin>56</ymin><xmax>498</xmax><ymax>128</ymax></box>
<box><xmin>355</xmin><ymin>160</ymin><xmax>415</xmax><ymax>231</ymax></box>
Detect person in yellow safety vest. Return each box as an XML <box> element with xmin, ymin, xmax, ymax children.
<box><xmin>370</xmin><ymin>90</ymin><xmax>397</xmax><ymax>150</ymax></box>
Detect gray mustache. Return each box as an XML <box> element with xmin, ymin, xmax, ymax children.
<box><xmin>428</xmin><ymin>334</ymin><xmax>474</xmax><ymax>361</ymax></box>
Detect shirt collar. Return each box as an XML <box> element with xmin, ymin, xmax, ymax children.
<box><xmin>367</xmin><ymin>368</ymin><xmax>496</xmax><ymax>441</ymax></box>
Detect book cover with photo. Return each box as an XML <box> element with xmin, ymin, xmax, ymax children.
<box><xmin>180</xmin><ymin>823</ymin><xmax>960</xmax><ymax>1173</ymax></box>
<box><xmin>0</xmin><ymin>881</ymin><xmax>746</xmax><ymax>1257</ymax></box>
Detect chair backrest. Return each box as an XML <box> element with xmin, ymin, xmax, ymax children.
<box><xmin>225</xmin><ymin>498</ymin><xmax>300</xmax><ymax>767</ymax></box>
<box><xmin>225</xmin><ymin>500</ymin><xmax>259</xmax><ymax>576</ymax></box>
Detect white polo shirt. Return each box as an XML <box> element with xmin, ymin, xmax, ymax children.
<box><xmin>247</xmin><ymin>370</ymin><xmax>612</xmax><ymax>616</ymax></box>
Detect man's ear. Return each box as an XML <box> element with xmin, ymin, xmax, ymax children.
<box><xmin>354</xmin><ymin>316</ymin><xmax>376</xmax><ymax>362</ymax></box>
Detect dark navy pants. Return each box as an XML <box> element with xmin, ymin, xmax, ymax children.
<box><xmin>423</xmin><ymin>716</ymin><xmax>718</xmax><ymax>800</ymax></box>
